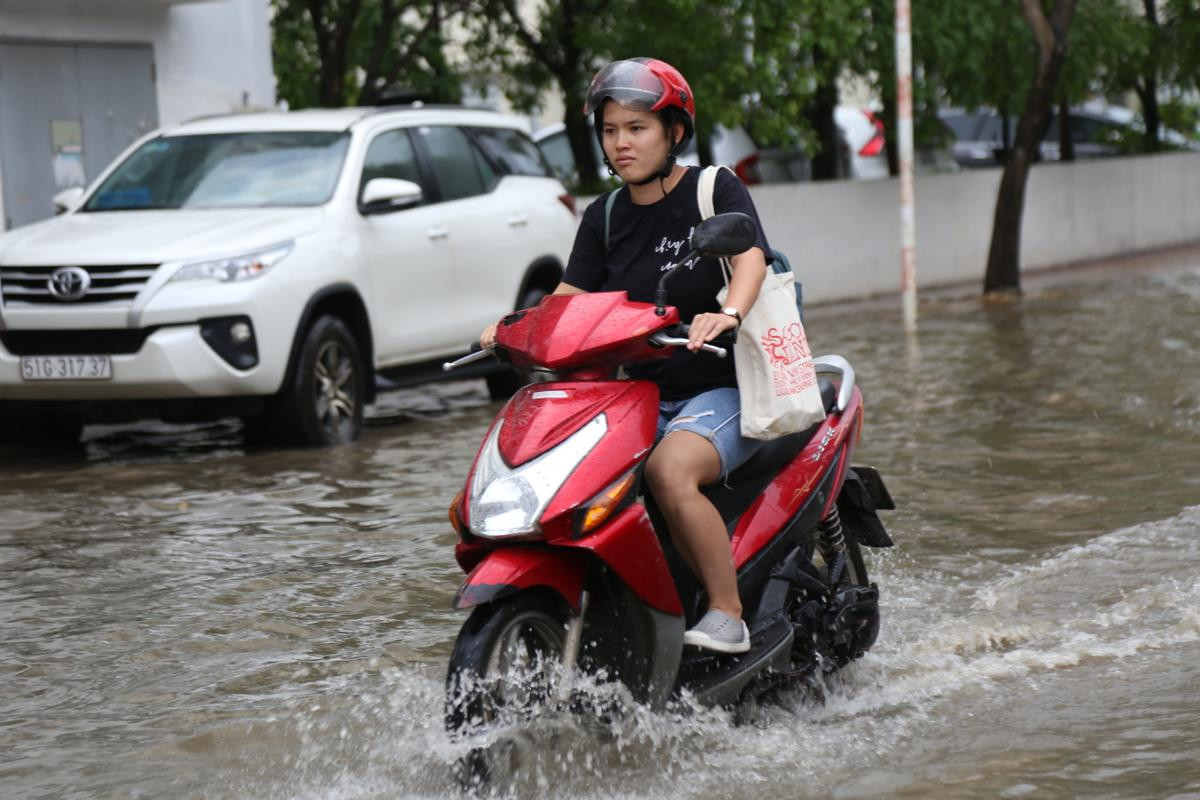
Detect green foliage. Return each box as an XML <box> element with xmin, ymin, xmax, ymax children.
<box><xmin>1059</xmin><ymin>0</ymin><xmax>1141</xmax><ymax>101</ymax></box>
<box><xmin>1160</xmin><ymin>97</ymin><xmax>1200</xmax><ymax>139</ymax></box>
<box><xmin>270</xmin><ymin>0</ymin><xmax>321</xmax><ymax>109</ymax></box>
<box><xmin>270</xmin><ymin>0</ymin><xmax>465</xmax><ymax>109</ymax></box>
<box><xmin>1161</xmin><ymin>0</ymin><xmax>1200</xmax><ymax>92</ymax></box>
<box><xmin>912</xmin><ymin>0</ymin><xmax>1032</xmax><ymax>114</ymax></box>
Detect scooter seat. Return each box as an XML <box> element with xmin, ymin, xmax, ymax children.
<box><xmin>700</xmin><ymin>377</ymin><xmax>837</xmax><ymax>527</ymax></box>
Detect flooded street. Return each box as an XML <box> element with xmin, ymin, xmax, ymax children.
<box><xmin>3</xmin><ymin>253</ymin><xmax>1200</xmax><ymax>799</ymax></box>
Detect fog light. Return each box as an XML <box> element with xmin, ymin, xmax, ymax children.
<box><xmin>229</xmin><ymin>321</ymin><xmax>252</xmax><ymax>344</ymax></box>
<box><xmin>200</xmin><ymin>315</ymin><xmax>258</xmax><ymax>370</ymax></box>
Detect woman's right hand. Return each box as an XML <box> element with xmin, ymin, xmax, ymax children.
<box><xmin>480</xmin><ymin>322</ymin><xmax>499</xmax><ymax>349</ymax></box>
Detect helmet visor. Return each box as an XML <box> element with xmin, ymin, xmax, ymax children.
<box><xmin>583</xmin><ymin>60</ymin><xmax>665</xmax><ymax>116</ymax></box>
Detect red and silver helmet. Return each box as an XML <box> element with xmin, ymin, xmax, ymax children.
<box><xmin>583</xmin><ymin>57</ymin><xmax>696</xmax><ymax>123</ymax></box>
<box><xmin>584</xmin><ymin>58</ymin><xmax>696</xmax><ymax>165</ymax></box>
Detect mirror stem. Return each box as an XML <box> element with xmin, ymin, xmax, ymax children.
<box><xmin>654</xmin><ymin>249</ymin><xmax>697</xmax><ymax>317</ymax></box>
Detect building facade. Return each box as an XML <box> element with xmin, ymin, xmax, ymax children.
<box><xmin>0</xmin><ymin>0</ymin><xmax>275</xmax><ymax>230</ymax></box>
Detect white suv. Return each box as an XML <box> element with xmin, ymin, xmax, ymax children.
<box><xmin>0</xmin><ymin>106</ymin><xmax>577</xmax><ymax>446</ymax></box>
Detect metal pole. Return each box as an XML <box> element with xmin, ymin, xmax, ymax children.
<box><xmin>896</xmin><ymin>0</ymin><xmax>918</xmax><ymax>330</ymax></box>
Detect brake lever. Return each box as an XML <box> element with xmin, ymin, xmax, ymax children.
<box><xmin>443</xmin><ymin>345</ymin><xmax>496</xmax><ymax>372</ymax></box>
<box><xmin>648</xmin><ymin>332</ymin><xmax>727</xmax><ymax>358</ymax></box>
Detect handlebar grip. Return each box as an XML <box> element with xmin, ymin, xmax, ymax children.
<box><xmin>648</xmin><ymin>333</ymin><xmax>727</xmax><ymax>358</ymax></box>
<box><xmin>668</xmin><ymin>323</ymin><xmax>737</xmax><ymax>348</ymax></box>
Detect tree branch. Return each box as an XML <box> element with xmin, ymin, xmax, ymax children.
<box><xmin>1017</xmin><ymin>0</ymin><xmax>1056</xmax><ymax>59</ymax></box>
<box><xmin>498</xmin><ymin>0</ymin><xmax>559</xmax><ymax>72</ymax></box>
<box><xmin>306</xmin><ymin>0</ymin><xmax>330</xmax><ymax>62</ymax></box>
<box><xmin>362</xmin><ymin>0</ymin><xmax>399</xmax><ymax>100</ymax></box>
<box><xmin>384</xmin><ymin>0</ymin><xmax>473</xmax><ymax>84</ymax></box>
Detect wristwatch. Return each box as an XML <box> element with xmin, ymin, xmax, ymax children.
<box><xmin>721</xmin><ymin>307</ymin><xmax>742</xmax><ymax>328</ymax></box>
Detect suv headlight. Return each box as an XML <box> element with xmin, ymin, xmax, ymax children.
<box><xmin>468</xmin><ymin>414</ymin><xmax>607</xmax><ymax>539</ymax></box>
<box><xmin>171</xmin><ymin>241</ymin><xmax>294</xmax><ymax>283</ymax></box>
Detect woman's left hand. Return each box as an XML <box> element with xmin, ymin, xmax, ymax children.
<box><xmin>687</xmin><ymin>312</ymin><xmax>738</xmax><ymax>351</ymax></box>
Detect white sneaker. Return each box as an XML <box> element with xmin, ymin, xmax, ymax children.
<box><xmin>682</xmin><ymin>609</ymin><xmax>751</xmax><ymax>654</ymax></box>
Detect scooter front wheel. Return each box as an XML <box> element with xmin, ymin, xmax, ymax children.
<box><xmin>444</xmin><ymin>590</ymin><xmax>568</xmax><ymax>785</ymax></box>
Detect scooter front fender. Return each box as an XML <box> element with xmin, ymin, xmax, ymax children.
<box><xmin>453</xmin><ymin>547</ymin><xmax>588</xmax><ymax>612</ymax></box>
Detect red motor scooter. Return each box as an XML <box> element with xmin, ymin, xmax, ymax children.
<box><xmin>442</xmin><ymin>213</ymin><xmax>894</xmax><ymax>764</ymax></box>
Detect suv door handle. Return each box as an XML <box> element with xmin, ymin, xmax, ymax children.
<box><xmin>507</xmin><ymin>214</ymin><xmax>528</xmax><ymax>227</ymax></box>
<box><xmin>427</xmin><ymin>226</ymin><xmax>449</xmax><ymax>240</ymax></box>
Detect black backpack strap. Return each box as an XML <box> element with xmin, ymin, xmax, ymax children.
<box><xmin>603</xmin><ymin>188</ymin><xmax>619</xmax><ymax>251</ymax></box>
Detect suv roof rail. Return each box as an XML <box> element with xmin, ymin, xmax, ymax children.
<box><xmin>375</xmin><ymin>86</ymin><xmax>438</xmax><ymax>106</ymax></box>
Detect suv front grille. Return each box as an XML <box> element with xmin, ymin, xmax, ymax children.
<box><xmin>0</xmin><ymin>328</ymin><xmax>155</xmax><ymax>356</ymax></box>
<box><xmin>0</xmin><ymin>264</ymin><xmax>159</xmax><ymax>306</ymax></box>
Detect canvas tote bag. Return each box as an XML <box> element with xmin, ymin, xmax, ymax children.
<box><xmin>699</xmin><ymin>165</ymin><xmax>826</xmax><ymax>440</ymax></box>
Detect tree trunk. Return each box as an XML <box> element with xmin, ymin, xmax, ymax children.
<box><xmin>1140</xmin><ymin>0</ymin><xmax>1162</xmax><ymax>153</ymax></box>
<box><xmin>696</xmin><ymin>129</ymin><xmax>714</xmax><ymax>169</ymax></box>
<box><xmin>882</xmin><ymin>94</ymin><xmax>899</xmax><ymax>176</ymax></box>
<box><xmin>1058</xmin><ymin>96</ymin><xmax>1074</xmax><ymax>161</ymax></box>
<box><xmin>806</xmin><ymin>80</ymin><xmax>842</xmax><ymax>180</ymax></box>
<box><xmin>983</xmin><ymin>0</ymin><xmax>1077</xmax><ymax>295</ymax></box>
<box><xmin>307</xmin><ymin>0</ymin><xmax>362</xmax><ymax>107</ymax></box>
<box><xmin>564</xmin><ymin>85</ymin><xmax>603</xmax><ymax>193</ymax></box>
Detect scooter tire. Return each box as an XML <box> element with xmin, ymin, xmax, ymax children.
<box><xmin>444</xmin><ymin>590</ymin><xmax>568</xmax><ymax>786</ymax></box>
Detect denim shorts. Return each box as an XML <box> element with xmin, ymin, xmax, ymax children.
<box><xmin>656</xmin><ymin>387</ymin><xmax>764</xmax><ymax>481</ymax></box>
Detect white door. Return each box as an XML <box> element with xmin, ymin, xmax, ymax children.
<box><xmin>356</xmin><ymin>128</ymin><xmax>460</xmax><ymax>363</ymax></box>
<box><xmin>409</xmin><ymin>125</ymin><xmax>530</xmax><ymax>342</ymax></box>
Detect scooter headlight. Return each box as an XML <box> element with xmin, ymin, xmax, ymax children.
<box><xmin>468</xmin><ymin>414</ymin><xmax>607</xmax><ymax>539</ymax></box>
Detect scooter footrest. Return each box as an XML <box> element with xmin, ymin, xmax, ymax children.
<box><xmin>675</xmin><ymin>617</ymin><xmax>793</xmax><ymax>707</ymax></box>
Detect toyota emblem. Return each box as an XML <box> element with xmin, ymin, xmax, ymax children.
<box><xmin>48</xmin><ymin>266</ymin><xmax>91</xmax><ymax>301</ymax></box>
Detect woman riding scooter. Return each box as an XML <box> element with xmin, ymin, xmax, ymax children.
<box><xmin>481</xmin><ymin>57</ymin><xmax>771</xmax><ymax>654</ymax></box>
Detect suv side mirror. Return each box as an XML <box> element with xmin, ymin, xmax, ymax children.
<box><xmin>359</xmin><ymin>178</ymin><xmax>423</xmax><ymax>214</ymax></box>
<box><xmin>53</xmin><ymin>186</ymin><xmax>86</xmax><ymax>215</ymax></box>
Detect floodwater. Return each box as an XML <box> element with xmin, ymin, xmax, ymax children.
<box><xmin>3</xmin><ymin>252</ymin><xmax>1200</xmax><ymax>799</ymax></box>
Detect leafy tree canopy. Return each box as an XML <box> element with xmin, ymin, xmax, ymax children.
<box><xmin>271</xmin><ymin>0</ymin><xmax>467</xmax><ymax>109</ymax></box>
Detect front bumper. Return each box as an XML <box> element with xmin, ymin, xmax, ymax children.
<box><xmin>0</xmin><ymin>322</ymin><xmax>286</xmax><ymax>400</ymax></box>
<box><xmin>0</xmin><ymin>273</ymin><xmax>302</xmax><ymax>401</ymax></box>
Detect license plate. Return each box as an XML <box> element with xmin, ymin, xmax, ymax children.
<box><xmin>20</xmin><ymin>355</ymin><xmax>113</xmax><ymax>381</ymax></box>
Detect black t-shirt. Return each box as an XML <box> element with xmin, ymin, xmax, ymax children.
<box><xmin>563</xmin><ymin>166</ymin><xmax>771</xmax><ymax>400</ymax></box>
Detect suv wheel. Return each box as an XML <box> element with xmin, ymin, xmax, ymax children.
<box><xmin>485</xmin><ymin>287</ymin><xmax>549</xmax><ymax>401</ymax></box>
<box><xmin>260</xmin><ymin>315</ymin><xmax>365</xmax><ymax>446</ymax></box>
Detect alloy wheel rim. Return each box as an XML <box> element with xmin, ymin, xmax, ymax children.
<box><xmin>313</xmin><ymin>340</ymin><xmax>357</xmax><ymax>439</ymax></box>
<box><xmin>483</xmin><ymin>612</ymin><xmax>564</xmax><ymax>716</ymax></box>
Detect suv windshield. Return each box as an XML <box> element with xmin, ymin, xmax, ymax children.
<box><xmin>83</xmin><ymin>131</ymin><xmax>350</xmax><ymax>211</ymax></box>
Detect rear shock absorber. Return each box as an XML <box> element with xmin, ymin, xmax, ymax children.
<box><xmin>817</xmin><ymin>506</ymin><xmax>847</xmax><ymax>586</ymax></box>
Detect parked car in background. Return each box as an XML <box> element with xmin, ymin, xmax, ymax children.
<box><xmin>940</xmin><ymin>104</ymin><xmax>1199</xmax><ymax>168</ymax></box>
<box><xmin>0</xmin><ymin>106</ymin><xmax>577</xmax><ymax>446</ymax></box>
<box><xmin>834</xmin><ymin>106</ymin><xmax>890</xmax><ymax>180</ymax></box>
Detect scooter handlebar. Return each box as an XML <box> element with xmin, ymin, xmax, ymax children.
<box><xmin>648</xmin><ymin>331</ymin><xmax>728</xmax><ymax>358</ymax></box>
<box><xmin>442</xmin><ymin>344</ymin><xmax>495</xmax><ymax>372</ymax></box>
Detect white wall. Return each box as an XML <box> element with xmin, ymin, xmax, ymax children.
<box><xmin>0</xmin><ymin>0</ymin><xmax>276</xmax><ymax>126</ymax></box>
<box><xmin>0</xmin><ymin>0</ymin><xmax>274</xmax><ymax>227</ymax></box>
<box><xmin>751</xmin><ymin>152</ymin><xmax>1200</xmax><ymax>305</ymax></box>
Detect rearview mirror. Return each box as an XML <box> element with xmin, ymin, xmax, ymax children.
<box><xmin>689</xmin><ymin>212</ymin><xmax>756</xmax><ymax>258</ymax></box>
<box><xmin>359</xmin><ymin>178</ymin><xmax>423</xmax><ymax>214</ymax></box>
<box><xmin>53</xmin><ymin>186</ymin><xmax>85</xmax><ymax>215</ymax></box>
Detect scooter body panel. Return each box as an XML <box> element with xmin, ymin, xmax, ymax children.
<box><xmin>497</xmin><ymin>292</ymin><xmax>680</xmax><ymax>372</ymax></box>
<box><xmin>497</xmin><ymin>380</ymin><xmax>657</xmax><ymax>469</ymax></box>
<box><xmin>537</xmin><ymin>381</ymin><xmax>658</xmax><ymax>524</ymax></box>
<box><xmin>453</xmin><ymin>547</ymin><xmax>587</xmax><ymax>611</ymax></box>
<box><xmin>563</xmin><ymin>503</ymin><xmax>682</xmax><ymax>615</ymax></box>
<box><xmin>730</xmin><ymin>391</ymin><xmax>862</xmax><ymax>567</ymax></box>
